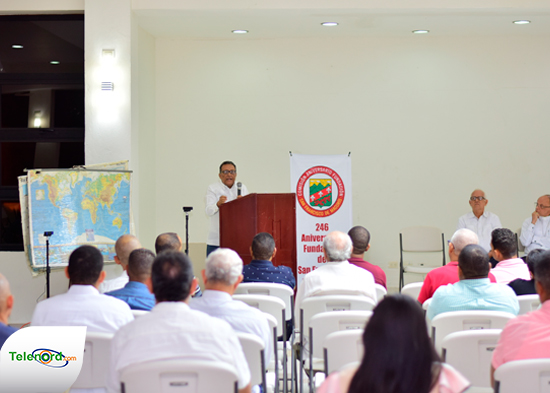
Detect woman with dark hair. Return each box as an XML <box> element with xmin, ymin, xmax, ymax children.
<box><xmin>317</xmin><ymin>295</ymin><xmax>469</xmax><ymax>393</ymax></box>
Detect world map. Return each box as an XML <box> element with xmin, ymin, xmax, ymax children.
<box><xmin>26</xmin><ymin>169</ymin><xmax>131</xmax><ymax>268</ymax></box>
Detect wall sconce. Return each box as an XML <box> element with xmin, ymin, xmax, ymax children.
<box><xmin>33</xmin><ymin>110</ymin><xmax>42</xmax><ymax>128</ymax></box>
<box><xmin>102</xmin><ymin>49</ymin><xmax>115</xmax><ymax>59</ymax></box>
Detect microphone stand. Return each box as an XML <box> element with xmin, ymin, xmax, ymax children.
<box><xmin>182</xmin><ymin>207</ymin><xmax>193</xmax><ymax>255</ymax></box>
<box><xmin>44</xmin><ymin>231</ymin><xmax>54</xmax><ymax>298</ymax></box>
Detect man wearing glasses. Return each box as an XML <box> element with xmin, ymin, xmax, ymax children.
<box><xmin>457</xmin><ymin>189</ymin><xmax>502</xmax><ymax>255</ymax></box>
<box><xmin>205</xmin><ymin>161</ymin><xmax>248</xmax><ymax>256</ymax></box>
<box><xmin>520</xmin><ymin>195</ymin><xmax>550</xmax><ymax>253</ymax></box>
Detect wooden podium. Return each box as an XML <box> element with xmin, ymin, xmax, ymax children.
<box><xmin>219</xmin><ymin>193</ymin><xmax>296</xmax><ymax>275</ymax></box>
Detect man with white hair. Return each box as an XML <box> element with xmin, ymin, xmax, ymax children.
<box><xmin>189</xmin><ymin>248</ymin><xmax>272</xmax><ymax>368</ymax></box>
<box><xmin>0</xmin><ymin>273</ymin><xmax>16</xmax><ymax>349</ymax></box>
<box><xmin>294</xmin><ymin>231</ymin><xmax>376</xmax><ymax>315</ymax></box>
<box><xmin>520</xmin><ymin>194</ymin><xmax>550</xmax><ymax>253</ymax></box>
<box><xmin>418</xmin><ymin>228</ymin><xmax>497</xmax><ymax>304</ymax></box>
<box><xmin>457</xmin><ymin>189</ymin><xmax>501</xmax><ymax>254</ymax></box>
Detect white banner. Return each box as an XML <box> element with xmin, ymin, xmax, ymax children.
<box><xmin>290</xmin><ymin>154</ymin><xmax>353</xmax><ymax>286</ymax></box>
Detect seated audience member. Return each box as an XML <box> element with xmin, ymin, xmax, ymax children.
<box><xmin>32</xmin><ymin>245</ymin><xmax>133</xmax><ymax>333</ymax></box>
<box><xmin>347</xmin><ymin>226</ymin><xmax>386</xmax><ymax>288</ymax></box>
<box><xmin>242</xmin><ymin>232</ymin><xmax>295</xmax><ymax>289</ymax></box>
<box><xmin>427</xmin><ymin>244</ymin><xmax>519</xmax><ymax>320</ymax></box>
<box><xmin>508</xmin><ymin>248</ymin><xmax>544</xmax><ymax>296</ymax></box>
<box><xmin>155</xmin><ymin>232</ymin><xmax>202</xmax><ymax>297</ymax></box>
<box><xmin>294</xmin><ymin>231</ymin><xmax>376</xmax><ymax>315</ymax></box>
<box><xmin>0</xmin><ymin>273</ymin><xmax>16</xmax><ymax>350</ymax></box>
<box><xmin>99</xmin><ymin>234</ymin><xmax>141</xmax><ymax>293</ymax></box>
<box><xmin>491</xmin><ymin>228</ymin><xmax>530</xmax><ymax>284</ymax></box>
<box><xmin>190</xmin><ymin>248</ymin><xmax>272</xmax><ymax>367</ymax></box>
<box><xmin>317</xmin><ymin>295</ymin><xmax>469</xmax><ymax>393</ymax></box>
<box><xmin>456</xmin><ymin>189</ymin><xmax>502</xmax><ymax>256</ymax></box>
<box><xmin>418</xmin><ymin>229</ymin><xmax>496</xmax><ymax>304</ymax></box>
<box><xmin>106</xmin><ymin>248</ymin><xmax>156</xmax><ymax>310</ymax></box>
<box><xmin>491</xmin><ymin>250</ymin><xmax>550</xmax><ymax>385</ymax></box>
<box><xmin>107</xmin><ymin>251</ymin><xmax>251</xmax><ymax>393</ymax></box>
<box><xmin>519</xmin><ymin>195</ymin><xmax>550</xmax><ymax>253</ymax></box>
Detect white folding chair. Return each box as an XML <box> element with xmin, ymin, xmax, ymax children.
<box><xmin>71</xmin><ymin>331</ymin><xmax>113</xmax><ymax>389</ymax></box>
<box><xmin>517</xmin><ymin>294</ymin><xmax>540</xmax><ymax>315</ymax></box>
<box><xmin>237</xmin><ymin>332</ymin><xmax>266</xmax><ymax>393</ymax></box>
<box><xmin>120</xmin><ymin>359</ymin><xmax>239</xmax><ymax>393</ymax></box>
<box><xmin>298</xmin><ymin>296</ymin><xmax>375</xmax><ymax>393</ymax></box>
<box><xmin>323</xmin><ymin>329</ymin><xmax>364</xmax><ymax>375</ymax></box>
<box><xmin>374</xmin><ymin>284</ymin><xmax>387</xmax><ymax>304</ymax></box>
<box><xmin>441</xmin><ymin>329</ymin><xmax>502</xmax><ymax>388</ymax></box>
<box><xmin>399</xmin><ymin>226</ymin><xmax>446</xmax><ymax>290</ymax></box>
<box><xmin>431</xmin><ymin>311</ymin><xmax>515</xmax><ymax>355</ymax></box>
<box><xmin>401</xmin><ymin>282</ymin><xmax>424</xmax><ymax>300</ymax></box>
<box><xmin>235</xmin><ymin>283</ymin><xmax>294</xmax><ymax>325</ymax></box>
<box><xmin>132</xmin><ymin>310</ymin><xmax>150</xmax><ymax>318</ymax></box>
<box><xmin>494</xmin><ymin>359</ymin><xmax>550</xmax><ymax>393</ymax></box>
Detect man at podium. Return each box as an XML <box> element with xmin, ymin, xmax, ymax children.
<box><xmin>205</xmin><ymin>161</ymin><xmax>248</xmax><ymax>256</ymax></box>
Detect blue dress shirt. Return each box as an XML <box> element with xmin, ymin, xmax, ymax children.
<box><xmin>0</xmin><ymin>322</ymin><xmax>17</xmax><ymax>350</ymax></box>
<box><xmin>242</xmin><ymin>259</ymin><xmax>296</xmax><ymax>289</ymax></box>
<box><xmin>105</xmin><ymin>281</ymin><xmax>155</xmax><ymax>311</ymax></box>
<box><xmin>427</xmin><ymin>277</ymin><xmax>520</xmax><ymax>320</ymax></box>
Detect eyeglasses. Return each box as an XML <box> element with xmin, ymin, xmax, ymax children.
<box><xmin>535</xmin><ymin>202</ymin><xmax>550</xmax><ymax>209</ymax></box>
<box><xmin>470</xmin><ymin>196</ymin><xmax>486</xmax><ymax>202</ymax></box>
<box><xmin>221</xmin><ymin>170</ymin><xmax>236</xmax><ymax>175</ymax></box>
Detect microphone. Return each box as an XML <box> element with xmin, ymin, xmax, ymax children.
<box><xmin>237</xmin><ymin>182</ymin><xmax>242</xmax><ymax>196</ymax></box>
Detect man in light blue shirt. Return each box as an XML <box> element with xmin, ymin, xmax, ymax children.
<box><xmin>427</xmin><ymin>244</ymin><xmax>519</xmax><ymax>320</ymax></box>
<box><xmin>106</xmin><ymin>248</ymin><xmax>156</xmax><ymax>310</ymax></box>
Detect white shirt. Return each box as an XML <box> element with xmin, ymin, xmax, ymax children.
<box><xmin>491</xmin><ymin>258</ymin><xmax>531</xmax><ymax>284</ymax></box>
<box><xmin>98</xmin><ymin>270</ymin><xmax>129</xmax><ymax>293</ymax></box>
<box><xmin>294</xmin><ymin>261</ymin><xmax>376</xmax><ymax>319</ymax></box>
<box><xmin>107</xmin><ymin>302</ymin><xmax>251</xmax><ymax>393</ymax></box>
<box><xmin>205</xmin><ymin>180</ymin><xmax>249</xmax><ymax>246</ymax></box>
<box><xmin>457</xmin><ymin>211</ymin><xmax>501</xmax><ymax>252</ymax></box>
<box><xmin>520</xmin><ymin>215</ymin><xmax>550</xmax><ymax>253</ymax></box>
<box><xmin>190</xmin><ymin>289</ymin><xmax>272</xmax><ymax>364</ymax></box>
<box><xmin>31</xmin><ymin>285</ymin><xmax>134</xmax><ymax>333</ymax></box>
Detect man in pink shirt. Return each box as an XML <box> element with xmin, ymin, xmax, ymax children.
<box><xmin>490</xmin><ymin>228</ymin><xmax>530</xmax><ymax>284</ymax></box>
<box><xmin>347</xmin><ymin>226</ymin><xmax>387</xmax><ymax>288</ymax></box>
<box><xmin>418</xmin><ymin>228</ymin><xmax>497</xmax><ymax>304</ymax></box>
<box><xmin>491</xmin><ymin>250</ymin><xmax>550</xmax><ymax>386</ymax></box>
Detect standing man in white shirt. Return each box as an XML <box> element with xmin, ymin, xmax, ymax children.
<box><xmin>520</xmin><ymin>194</ymin><xmax>550</xmax><ymax>253</ymax></box>
<box><xmin>457</xmin><ymin>189</ymin><xmax>502</xmax><ymax>255</ymax></box>
<box><xmin>205</xmin><ymin>161</ymin><xmax>248</xmax><ymax>256</ymax></box>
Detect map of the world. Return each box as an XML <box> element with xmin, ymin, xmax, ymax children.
<box><xmin>25</xmin><ymin>169</ymin><xmax>131</xmax><ymax>268</ymax></box>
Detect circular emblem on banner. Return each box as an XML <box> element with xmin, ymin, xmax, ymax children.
<box><xmin>296</xmin><ymin>166</ymin><xmax>345</xmax><ymax>217</ymax></box>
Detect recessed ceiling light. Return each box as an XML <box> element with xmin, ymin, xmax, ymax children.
<box><xmin>12</xmin><ymin>44</ymin><xmax>23</xmax><ymax>49</ymax></box>
<box><xmin>513</xmin><ymin>20</ymin><xmax>531</xmax><ymax>25</ymax></box>
<box><xmin>50</xmin><ymin>61</ymin><xmax>60</xmax><ymax>65</ymax></box>
<box><xmin>413</xmin><ymin>30</ymin><xmax>430</xmax><ymax>34</ymax></box>
<box><xmin>321</xmin><ymin>22</ymin><xmax>338</xmax><ymax>27</ymax></box>
<box><xmin>232</xmin><ymin>30</ymin><xmax>248</xmax><ymax>34</ymax></box>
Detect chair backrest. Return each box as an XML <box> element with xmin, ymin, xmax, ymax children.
<box><xmin>233</xmin><ymin>294</ymin><xmax>286</xmax><ymax>337</ymax></box>
<box><xmin>299</xmin><ymin>295</ymin><xmax>376</xmax><ymax>336</ymax></box>
<box><xmin>431</xmin><ymin>311</ymin><xmax>515</xmax><ymax>354</ymax></box>
<box><xmin>441</xmin><ymin>329</ymin><xmax>502</xmax><ymax>388</ymax></box>
<box><xmin>401</xmin><ymin>282</ymin><xmax>423</xmax><ymax>299</ymax></box>
<box><xmin>374</xmin><ymin>284</ymin><xmax>387</xmax><ymax>304</ymax></box>
<box><xmin>120</xmin><ymin>359</ymin><xmax>239</xmax><ymax>393</ymax></box>
<box><xmin>323</xmin><ymin>329</ymin><xmax>364</xmax><ymax>375</ymax></box>
<box><xmin>517</xmin><ymin>294</ymin><xmax>540</xmax><ymax>315</ymax></box>
<box><xmin>234</xmin><ymin>282</ymin><xmax>294</xmax><ymax>321</ymax></box>
<box><xmin>516</xmin><ymin>228</ymin><xmax>525</xmax><ymax>253</ymax></box>
<box><xmin>132</xmin><ymin>310</ymin><xmax>150</xmax><ymax>318</ymax></box>
<box><xmin>308</xmin><ymin>310</ymin><xmax>372</xmax><ymax>359</ymax></box>
<box><xmin>237</xmin><ymin>332</ymin><xmax>266</xmax><ymax>390</ymax></box>
<box><xmin>494</xmin><ymin>359</ymin><xmax>550</xmax><ymax>393</ymax></box>
<box><xmin>400</xmin><ymin>226</ymin><xmax>444</xmax><ymax>252</ymax></box>
<box><xmin>72</xmin><ymin>331</ymin><xmax>113</xmax><ymax>389</ymax></box>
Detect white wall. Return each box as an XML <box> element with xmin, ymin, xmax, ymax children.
<box><xmin>152</xmin><ymin>34</ymin><xmax>550</xmax><ymax>289</ymax></box>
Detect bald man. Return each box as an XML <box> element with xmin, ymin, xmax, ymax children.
<box><xmin>100</xmin><ymin>235</ymin><xmax>142</xmax><ymax>293</ymax></box>
<box><xmin>0</xmin><ymin>273</ymin><xmax>16</xmax><ymax>349</ymax></box>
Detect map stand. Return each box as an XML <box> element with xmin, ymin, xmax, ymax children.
<box><xmin>44</xmin><ymin>231</ymin><xmax>53</xmax><ymax>298</ymax></box>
